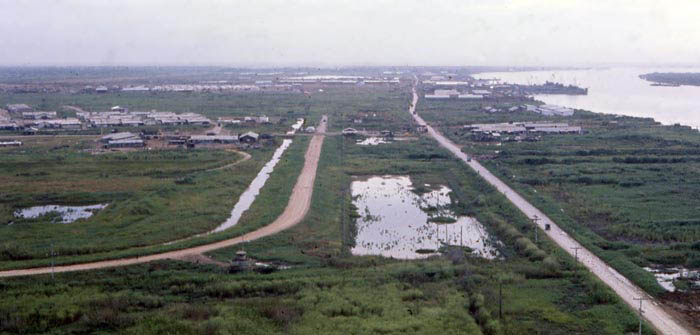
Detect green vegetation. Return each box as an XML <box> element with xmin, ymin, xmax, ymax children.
<box><xmin>640</xmin><ymin>72</ymin><xmax>700</xmax><ymax>86</ymax></box>
<box><xmin>0</xmin><ymin>134</ymin><xmax>651</xmax><ymax>334</ymax></box>
<box><xmin>416</xmin><ymin>85</ymin><xmax>700</xmax><ymax>296</ymax></box>
<box><xmin>0</xmin><ymin>135</ymin><xmax>309</xmax><ymax>269</ymax></box>
<box><xmin>0</xmin><ymin>83</ymin><xmax>656</xmax><ymax>334</ymax></box>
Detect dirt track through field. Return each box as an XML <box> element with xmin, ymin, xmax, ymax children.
<box><xmin>408</xmin><ymin>82</ymin><xmax>694</xmax><ymax>335</ymax></box>
<box><xmin>0</xmin><ymin>115</ymin><xmax>327</xmax><ymax>278</ymax></box>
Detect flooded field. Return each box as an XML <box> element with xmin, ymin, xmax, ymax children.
<box><xmin>212</xmin><ymin>139</ymin><xmax>293</xmax><ymax>233</ymax></box>
<box><xmin>645</xmin><ymin>266</ymin><xmax>700</xmax><ymax>292</ymax></box>
<box><xmin>14</xmin><ymin>204</ymin><xmax>108</xmax><ymax>224</ymax></box>
<box><xmin>351</xmin><ymin>175</ymin><xmax>499</xmax><ymax>259</ymax></box>
<box><xmin>356</xmin><ymin>137</ymin><xmax>389</xmax><ymax>146</ymax></box>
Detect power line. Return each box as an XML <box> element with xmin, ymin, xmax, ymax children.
<box><xmin>531</xmin><ymin>215</ymin><xmax>540</xmax><ymax>244</ymax></box>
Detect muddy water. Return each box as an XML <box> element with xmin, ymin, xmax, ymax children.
<box><xmin>351</xmin><ymin>175</ymin><xmax>499</xmax><ymax>259</ymax></box>
<box><xmin>356</xmin><ymin>137</ymin><xmax>389</xmax><ymax>146</ymax></box>
<box><xmin>14</xmin><ymin>204</ymin><xmax>108</xmax><ymax>224</ymax></box>
<box><xmin>212</xmin><ymin>139</ymin><xmax>293</xmax><ymax>233</ymax></box>
<box><xmin>644</xmin><ymin>266</ymin><xmax>700</xmax><ymax>292</ymax></box>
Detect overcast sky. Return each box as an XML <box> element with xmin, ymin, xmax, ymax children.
<box><xmin>1</xmin><ymin>0</ymin><xmax>699</xmax><ymax>67</ymax></box>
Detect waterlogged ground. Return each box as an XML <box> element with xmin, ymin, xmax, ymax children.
<box><xmin>356</xmin><ymin>137</ymin><xmax>389</xmax><ymax>146</ymax></box>
<box><xmin>645</xmin><ymin>266</ymin><xmax>700</xmax><ymax>292</ymax></box>
<box><xmin>13</xmin><ymin>204</ymin><xmax>108</xmax><ymax>224</ymax></box>
<box><xmin>351</xmin><ymin>175</ymin><xmax>499</xmax><ymax>259</ymax></box>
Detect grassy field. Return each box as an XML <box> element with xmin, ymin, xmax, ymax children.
<box><xmin>416</xmin><ymin>85</ymin><xmax>700</xmax><ymax>297</ymax></box>
<box><xmin>0</xmin><ymin>134</ymin><xmax>309</xmax><ymax>265</ymax></box>
<box><xmin>0</xmin><ymin>84</ymin><xmax>413</xmax><ymax>268</ymax></box>
<box><xmin>0</xmin><ymin>84</ymin><xmax>659</xmax><ymax>334</ymax></box>
<box><xmin>0</xmin><ymin>134</ymin><xmax>651</xmax><ymax>334</ymax></box>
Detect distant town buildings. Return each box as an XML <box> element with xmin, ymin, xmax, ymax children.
<box><xmin>77</xmin><ymin>109</ymin><xmax>212</xmax><ymax>127</ymax></box>
<box><xmin>425</xmin><ymin>89</ymin><xmax>489</xmax><ymax>99</ymax></box>
<box><xmin>22</xmin><ymin>111</ymin><xmax>57</xmax><ymax>120</ymax></box>
<box><xmin>464</xmin><ymin>122</ymin><xmax>582</xmax><ymax>135</ymax></box>
<box><xmin>528</xmin><ymin>104</ymin><xmax>575</xmax><ymax>116</ymax></box>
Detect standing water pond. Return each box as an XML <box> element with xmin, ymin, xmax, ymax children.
<box><xmin>14</xmin><ymin>204</ymin><xmax>108</xmax><ymax>224</ymax></box>
<box><xmin>351</xmin><ymin>175</ymin><xmax>500</xmax><ymax>259</ymax></box>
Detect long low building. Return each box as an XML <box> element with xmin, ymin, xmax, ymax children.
<box><xmin>527</xmin><ymin>104</ymin><xmax>575</xmax><ymax>116</ymax></box>
<box><xmin>0</xmin><ymin>140</ymin><xmax>22</xmax><ymax>147</ymax></box>
<box><xmin>23</xmin><ymin>111</ymin><xmax>57</xmax><ymax>120</ymax></box>
<box><xmin>35</xmin><ymin>118</ymin><xmax>82</xmax><ymax>129</ymax></box>
<box><xmin>188</xmin><ymin>135</ymin><xmax>239</xmax><ymax>144</ymax></box>
<box><xmin>105</xmin><ymin>139</ymin><xmax>145</xmax><ymax>148</ymax></box>
<box><xmin>426</xmin><ymin>88</ymin><xmax>486</xmax><ymax>100</ymax></box>
<box><xmin>465</xmin><ymin>122</ymin><xmax>581</xmax><ymax>135</ymax></box>
<box><xmin>99</xmin><ymin>132</ymin><xmax>139</xmax><ymax>143</ymax></box>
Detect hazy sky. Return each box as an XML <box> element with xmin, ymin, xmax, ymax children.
<box><xmin>1</xmin><ymin>0</ymin><xmax>699</xmax><ymax>67</ymax></box>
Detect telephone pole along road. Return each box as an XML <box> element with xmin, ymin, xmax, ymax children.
<box><xmin>408</xmin><ymin>84</ymin><xmax>692</xmax><ymax>335</ymax></box>
<box><xmin>0</xmin><ymin>115</ymin><xmax>328</xmax><ymax>278</ymax></box>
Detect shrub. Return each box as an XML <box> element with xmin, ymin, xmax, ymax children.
<box><xmin>484</xmin><ymin>319</ymin><xmax>503</xmax><ymax>335</ymax></box>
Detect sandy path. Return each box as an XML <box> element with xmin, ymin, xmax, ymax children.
<box><xmin>207</xmin><ymin>150</ymin><xmax>251</xmax><ymax>171</ymax></box>
<box><xmin>62</xmin><ymin>105</ymin><xmax>89</xmax><ymax>113</ymax></box>
<box><xmin>0</xmin><ymin>115</ymin><xmax>327</xmax><ymax>278</ymax></box>
<box><xmin>408</xmin><ymin>84</ymin><xmax>693</xmax><ymax>335</ymax></box>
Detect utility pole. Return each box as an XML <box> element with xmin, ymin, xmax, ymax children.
<box><xmin>50</xmin><ymin>243</ymin><xmax>55</xmax><ymax>281</ymax></box>
<box><xmin>634</xmin><ymin>297</ymin><xmax>648</xmax><ymax>335</ymax></box>
<box><xmin>531</xmin><ymin>215</ymin><xmax>539</xmax><ymax>244</ymax></box>
<box><xmin>572</xmin><ymin>246</ymin><xmax>582</xmax><ymax>265</ymax></box>
<box><xmin>498</xmin><ymin>279</ymin><xmax>503</xmax><ymax>319</ymax></box>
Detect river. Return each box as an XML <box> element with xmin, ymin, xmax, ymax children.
<box><xmin>473</xmin><ymin>67</ymin><xmax>700</xmax><ymax>128</ymax></box>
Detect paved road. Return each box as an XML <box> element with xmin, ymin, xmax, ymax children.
<box><xmin>0</xmin><ymin>115</ymin><xmax>328</xmax><ymax>278</ymax></box>
<box><xmin>408</xmin><ymin>84</ymin><xmax>693</xmax><ymax>335</ymax></box>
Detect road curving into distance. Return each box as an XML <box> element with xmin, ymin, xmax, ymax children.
<box><xmin>0</xmin><ymin>115</ymin><xmax>328</xmax><ymax>278</ymax></box>
<box><xmin>408</xmin><ymin>83</ymin><xmax>693</xmax><ymax>335</ymax></box>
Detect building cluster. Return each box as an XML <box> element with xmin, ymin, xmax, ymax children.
<box><xmin>82</xmin><ymin>84</ymin><xmax>268</xmax><ymax>94</ymax></box>
<box><xmin>425</xmin><ymin>89</ymin><xmax>491</xmax><ymax>100</ymax></box>
<box><xmin>2</xmin><ymin>104</ymin><xmax>81</xmax><ymax>130</ymax></box>
<box><xmin>277</xmin><ymin>75</ymin><xmax>400</xmax><ymax>85</ymax></box>
<box><xmin>2</xmin><ymin>104</ymin><xmax>214</xmax><ymax>132</ymax></box>
<box><xmin>478</xmin><ymin>104</ymin><xmax>574</xmax><ymax>116</ymax></box>
<box><xmin>76</xmin><ymin>106</ymin><xmax>211</xmax><ymax>128</ymax></box>
<box><xmin>464</xmin><ymin>122</ymin><xmax>582</xmax><ymax>136</ymax></box>
<box><xmin>218</xmin><ymin>115</ymin><xmax>271</xmax><ymax>125</ymax></box>
<box><xmin>525</xmin><ymin>104</ymin><xmax>575</xmax><ymax>116</ymax></box>
<box><xmin>421</xmin><ymin>71</ymin><xmax>587</xmax><ymax>100</ymax></box>
<box><xmin>99</xmin><ymin>131</ymin><xmax>261</xmax><ymax>149</ymax></box>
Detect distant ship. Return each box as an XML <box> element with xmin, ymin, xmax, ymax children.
<box><xmin>518</xmin><ymin>81</ymin><xmax>588</xmax><ymax>95</ymax></box>
<box><xmin>650</xmin><ymin>82</ymin><xmax>681</xmax><ymax>87</ymax></box>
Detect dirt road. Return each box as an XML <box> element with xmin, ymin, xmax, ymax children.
<box><xmin>207</xmin><ymin>150</ymin><xmax>251</xmax><ymax>171</ymax></box>
<box><xmin>62</xmin><ymin>105</ymin><xmax>88</xmax><ymax>114</ymax></box>
<box><xmin>0</xmin><ymin>115</ymin><xmax>327</xmax><ymax>278</ymax></box>
<box><xmin>408</xmin><ymin>85</ymin><xmax>693</xmax><ymax>335</ymax></box>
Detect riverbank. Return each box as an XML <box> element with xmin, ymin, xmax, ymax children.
<box><xmin>474</xmin><ymin>67</ymin><xmax>700</xmax><ymax>128</ymax></box>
